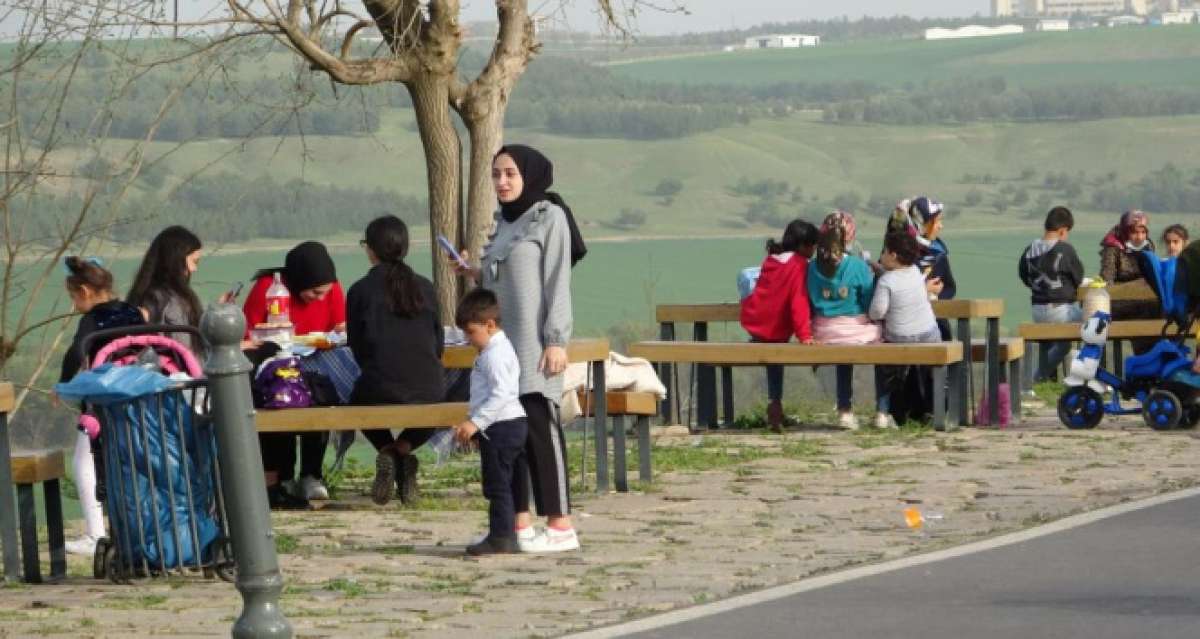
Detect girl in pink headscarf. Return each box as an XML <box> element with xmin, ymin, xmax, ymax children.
<box><xmin>1100</xmin><ymin>209</ymin><xmax>1158</xmax><ymax>353</ymax></box>
<box><xmin>808</xmin><ymin>211</ymin><xmax>882</xmax><ymax>429</ymax></box>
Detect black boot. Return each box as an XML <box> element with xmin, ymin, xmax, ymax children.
<box><xmin>267</xmin><ymin>484</ymin><xmax>309</xmax><ymax>510</ymax></box>
<box><xmin>372</xmin><ymin>450</ymin><xmax>397</xmax><ymax>506</ymax></box>
<box><xmin>467</xmin><ymin>535</ymin><xmax>519</xmax><ymax>556</ymax></box>
<box><xmin>396</xmin><ymin>454</ymin><xmax>420</xmax><ymax>505</ymax></box>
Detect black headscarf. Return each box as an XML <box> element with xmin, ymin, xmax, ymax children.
<box><xmin>495</xmin><ymin>144</ymin><xmax>587</xmax><ymax>266</ymax></box>
<box><xmin>255</xmin><ymin>241</ymin><xmax>338</xmax><ymax>294</ymax></box>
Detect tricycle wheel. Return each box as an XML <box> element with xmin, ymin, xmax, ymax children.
<box><xmin>1058</xmin><ymin>386</ymin><xmax>1104</xmax><ymax>430</ymax></box>
<box><xmin>1144</xmin><ymin>390</ymin><xmax>1182</xmax><ymax>431</ymax></box>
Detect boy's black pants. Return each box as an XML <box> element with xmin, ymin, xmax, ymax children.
<box><xmin>478</xmin><ymin>417</ymin><xmax>529</xmax><ymax>540</ymax></box>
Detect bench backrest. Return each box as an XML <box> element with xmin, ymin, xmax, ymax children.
<box><xmin>656</xmin><ymin>300</ymin><xmax>1003</xmax><ymax>324</ymax></box>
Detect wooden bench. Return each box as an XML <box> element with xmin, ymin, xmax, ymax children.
<box><xmin>970</xmin><ymin>337</ymin><xmax>1024</xmax><ymax>424</ymax></box>
<box><xmin>1017</xmin><ymin>319</ymin><xmax>1191</xmax><ymax>381</ymax></box>
<box><xmin>655</xmin><ymin>300</ymin><xmax>1005</xmax><ymax>428</ymax></box>
<box><xmin>576</xmin><ymin>391</ymin><xmax>657</xmax><ymax>492</ymax></box>
<box><xmin>8</xmin><ymin>450</ymin><xmax>66</xmax><ymax>583</ymax></box>
<box><xmin>628</xmin><ymin>342</ymin><xmax>965</xmax><ymax>431</ymax></box>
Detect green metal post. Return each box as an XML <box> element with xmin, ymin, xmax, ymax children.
<box><xmin>201</xmin><ymin>305</ymin><xmax>292</xmax><ymax>639</ymax></box>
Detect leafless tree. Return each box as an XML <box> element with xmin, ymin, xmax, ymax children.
<box><xmin>0</xmin><ymin>0</ymin><xmax>234</xmax><ymax>429</ymax></box>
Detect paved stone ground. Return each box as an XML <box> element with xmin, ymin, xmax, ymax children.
<box><xmin>2</xmin><ymin>406</ymin><xmax>1199</xmax><ymax>638</ymax></box>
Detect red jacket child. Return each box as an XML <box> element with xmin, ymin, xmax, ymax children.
<box><xmin>740</xmin><ymin>251</ymin><xmax>813</xmax><ymax>343</ymax></box>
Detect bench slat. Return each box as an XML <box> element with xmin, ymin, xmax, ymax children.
<box><xmin>969</xmin><ymin>338</ymin><xmax>1024</xmax><ymax>362</ymax></box>
<box><xmin>0</xmin><ymin>382</ymin><xmax>12</xmax><ymax>413</ymax></box>
<box><xmin>1018</xmin><ymin>320</ymin><xmax>1192</xmax><ymax>341</ymax></box>
<box><xmin>931</xmin><ymin>299</ymin><xmax>1004</xmax><ymax>319</ymax></box>
<box><xmin>656</xmin><ymin>300</ymin><xmax>1003</xmax><ymax>324</ymax></box>
<box><xmin>442</xmin><ymin>338</ymin><xmax>610</xmax><ymax>369</ymax></box>
<box><xmin>256</xmin><ymin>403</ymin><xmax>468</xmax><ymax>432</ymax></box>
<box><xmin>628</xmin><ymin>341</ymin><xmax>962</xmax><ymax>366</ymax></box>
<box><xmin>10</xmin><ymin>450</ymin><xmax>65</xmax><ymax>484</ymax></box>
<box><xmin>577</xmin><ymin>391</ymin><xmax>657</xmax><ymax>417</ymax></box>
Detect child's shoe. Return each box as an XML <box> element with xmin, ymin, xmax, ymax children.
<box><xmin>838</xmin><ymin>411</ymin><xmax>860</xmax><ymax>430</ymax></box>
<box><xmin>396</xmin><ymin>454</ymin><xmax>420</xmax><ymax>505</ymax></box>
<box><xmin>873</xmin><ymin>412</ymin><xmax>898</xmax><ymax>429</ymax></box>
<box><xmin>65</xmin><ymin>535</ymin><xmax>99</xmax><ymax>556</ymax></box>
<box><xmin>521</xmin><ymin>527</ymin><xmax>580</xmax><ymax>554</ymax></box>
<box><xmin>299</xmin><ymin>475</ymin><xmax>330</xmax><ymax>501</ymax></box>
<box><xmin>767</xmin><ymin>400</ymin><xmax>784</xmax><ymax>433</ymax></box>
<box><xmin>467</xmin><ymin>535</ymin><xmax>520</xmax><ymax>556</ymax></box>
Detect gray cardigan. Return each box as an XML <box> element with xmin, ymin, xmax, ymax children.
<box><xmin>481</xmin><ymin>202</ymin><xmax>574</xmax><ymax>403</ymax></box>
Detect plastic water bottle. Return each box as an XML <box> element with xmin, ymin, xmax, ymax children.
<box><xmin>427</xmin><ymin>429</ymin><xmax>458</xmax><ymax>467</ymax></box>
<box><xmin>266</xmin><ymin>272</ymin><xmax>291</xmax><ymax>324</ymax></box>
<box><xmin>904</xmin><ymin>506</ymin><xmax>944</xmax><ymax>532</ymax></box>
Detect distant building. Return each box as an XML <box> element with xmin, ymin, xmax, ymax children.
<box><xmin>1000</xmin><ymin>0</ymin><xmax>1152</xmax><ymax>15</ymax></box>
<box><xmin>744</xmin><ymin>34</ymin><xmax>821</xmax><ymax>49</ymax></box>
<box><xmin>924</xmin><ymin>24</ymin><xmax>1026</xmax><ymax>40</ymax></box>
<box><xmin>1037</xmin><ymin>18</ymin><xmax>1072</xmax><ymax>29</ymax></box>
<box><xmin>1108</xmin><ymin>14</ymin><xmax>1147</xmax><ymax>24</ymax></box>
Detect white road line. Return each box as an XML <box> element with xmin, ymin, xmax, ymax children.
<box><xmin>564</xmin><ymin>486</ymin><xmax>1200</xmax><ymax>639</ymax></box>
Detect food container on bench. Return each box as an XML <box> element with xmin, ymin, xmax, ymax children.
<box><xmin>251</xmin><ymin>322</ymin><xmax>294</xmax><ymax>349</ymax></box>
<box><xmin>1082</xmin><ymin>280</ymin><xmax>1110</xmax><ymax>319</ymax></box>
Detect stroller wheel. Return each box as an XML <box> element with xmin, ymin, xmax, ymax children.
<box><xmin>1144</xmin><ymin>390</ymin><xmax>1182</xmax><ymax>431</ymax></box>
<box><xmin>1058</xmin><ymin>386</ymin><xmax>1104</xmax><ymax>430</ymax></box>
<box><xmin>92</xmin><ymin>537</ymin><xmax>111</xmax><ymax>580</ymax></box>
<box><xmin>104</xmin><ymin>543</ymin><xmax>126</xmax><ymax>584</ymax></box>
<box><xmin>213</xmin><ymin>537</ymin><xmax>237</xmax><ymax>583</ymax></box>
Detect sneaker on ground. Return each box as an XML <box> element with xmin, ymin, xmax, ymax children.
<box><xmin>268</xmin><ymin>484</ymin><xmax>310</xmax><ymax>510</ymax></box>
<box><xmin>838</xmin><ymin>412</ymin><xmax>860</xmax><ymax>430</ymax></box>
<box><xmin>299</xmin><ymin>475</ymin><xmax>329</xmax><ymax>501</ymax></box>
<box><xmin>873</xmin><ymin>413</ymin><xmax>898</xmax><ymax>429</ymax></box>
<box><xmin>521</xmin><ymin>527</ymin><xmax>581</xmax><ymax>554</ymax></box>
<box><xmin>372</xmin><ymin>451</ymin><xmax>396</xmax><ymax>506</ymax></box>
<box><xmin>467</xmin><ymin>535</ymin><xmax>520</xmax><ymax>556</ymax></box>
<box><xmin>396</xmin><ymin>454</ymin><xmax>420</xmax><ymax>505</ymax></box>
<box><xmin>471</xmin><ymin>526</ymin><xmax>536</xmax><ymax>546</ymax></box>
<box><xmin>65</xmin><ymin>535</ymin><xmax>99</xmax><ymax>556</ymax></box>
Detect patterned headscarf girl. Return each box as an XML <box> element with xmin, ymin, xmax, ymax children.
<box><xmin>816</xmin><ymin>210</ymin><xmax>856</xmax><ymax>277</ymax></box>
<box><xmin>1101</xmin><ymin>209</ymin><xmax>1151</xmax><ymax>252</ymax></box>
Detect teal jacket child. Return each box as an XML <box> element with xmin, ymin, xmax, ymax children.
<box><xmin>807</xmin><ymin>255</ymin><xmax>875</xmax><ymax>317</ymax></box>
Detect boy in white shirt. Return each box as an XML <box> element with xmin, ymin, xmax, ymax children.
<box><xmin>453</xmin><ymin>289</ymin><xmax>529</xmax><ymax>556</ymax></box>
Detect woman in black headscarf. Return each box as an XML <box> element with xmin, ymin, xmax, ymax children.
<box><xmin>243</xmin><ymin>241</ymin><xmax>346</xmax><ymax>507</ymax></box>
<box><xmin>454</xmin><ymin>144</ymin><xmax>585</xmax><ymax>553</ymax></box>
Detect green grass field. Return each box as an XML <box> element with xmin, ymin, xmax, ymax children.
<box><xmin>611</xmin><ymin>25</ymin><xmax>1200</xmax><ymax>88</ymax></box>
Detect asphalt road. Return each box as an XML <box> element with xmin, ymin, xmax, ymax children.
<box><xmin>626</xmin><ymin>493</ymin><xmax>1200</xmax><ymax>639</ymax></box>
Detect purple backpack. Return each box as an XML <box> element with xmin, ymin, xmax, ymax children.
<box><xmin>254</xmin><ymin>356</ymin><xmax>313</xmax><ymax>409</ymax></box>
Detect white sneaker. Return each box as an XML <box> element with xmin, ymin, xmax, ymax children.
<box><xmin>299</xmin><ymin>476</ymin><xmax>329</xmax><ymax>501</ymax></box>
<box><xmin>873</xmin><ymin>413</ymin><xmax>898</xmax><ymax>429</ymax></box>
<box><xmin>65</xmin><ymin>535</ymin><xmax>99</xmax><ymax>556</ymax></box>
<box><xmin>470</xmin><ymin>525</ymin><xmax>536</xmax><ymax>546</ymax></box>
<box><xmin>521</xmin><ymin>527</ymin><xmax>581</xmax><ymax>554</ymax></box>
<box><xmin>838</xmin><ymin>412</ymin><xmax>860</xmax><ymax>430</ymax></box>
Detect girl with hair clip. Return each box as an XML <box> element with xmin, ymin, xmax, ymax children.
<box><xmin>347</xmin><ymin>215</ymin><xmax>444</xmax><ymax>507</ymax></box>
<box><xmin>58</xmin><ymin>256</ymin><xmax>144</xmax><ymax>555</ymax></box>
<box><xmin>808</xmin><ymin>211</ymin><xmax>881</xmax><ymax>430</ymax></box>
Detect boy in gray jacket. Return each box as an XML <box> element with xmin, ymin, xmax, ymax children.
<box><xmin>453</xmin><ymin>289</ymin><xmax>529</xmax><ymax>556</ymax></box>
<box><xmin>1019</xmin><ymin>207</ymin><xmax>1085</xmax><ymax>384</ymax></box>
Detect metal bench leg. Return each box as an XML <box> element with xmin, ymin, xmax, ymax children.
<box><xmin>613</xmin><ymin>415</ymin><xmax>628</xmax><ymax>493</ymax></box>
<box><xmin>934</xmin><ymin>364</ymin><xmax>958</xmax><ymax>432</ymax></box>
<box><xmin>721</xmin><ymin>366</ymin><xmax>735</xmax><ymax>427</ymax></box>
<box><xmin>593</xmin><ymin>361</ymin><xmax>609</xmax><ymax>494</ymax></box>
<box><xmin>1114</xmin><ymin>340</ymin><xmax>1125</xmax><ymax>376</ymax></box>
<box><xmin>0</xmin><ymin>413</ymin><xmax>21</xmax><ymax>582</ymax></box>
<box><xmin>44</xmin><ymin>479</ymin><xmax>65</xmax><ymax>581</ymax></box>
<box><xmin>1008</xmin><ymin>360</ymin><xmax>1023</xmax><ymax>425</ymax></box>
<box><xmin>637</xmin><ymin>416</ymin><xmax>652</xmax><ymax>484</ymax></box>
<box><xmin>695</xmin><ymin>322</ymin><xmax>717</xmax><ymax>429</ymax></box>
<box><xmin>957</xmin><ymin>318</ymin><xmax>972</xmax><ymax>425</ymax></box>
<box><xmin>987</xmin><ymin>318</ymin><xmax>1000</xmax><ymax>426</ymax></box>
<box><xmin>659</xmin><ymin>322</ymin><xmax>676</xmax><ymax>424</ymax></box>
<box><xmin>17</xmin><ymin>484</ymin><xmax>39</xmax><ymax>584</ymax></box>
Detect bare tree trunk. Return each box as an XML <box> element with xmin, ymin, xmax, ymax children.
<box><xmin>407</xmin><ymin>73</ymin><xmax>461</xmax><ymax>324</ymax></box>
<box><xmin>464</xmin><ymin>110</ymin><xmax>504</xmax><ymax>262</ymax></box>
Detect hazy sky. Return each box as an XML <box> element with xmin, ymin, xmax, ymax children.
<box><xmin>460</xmin><ymin>1</ymin><xmax>991</xmax><ymax>35</ymax></box>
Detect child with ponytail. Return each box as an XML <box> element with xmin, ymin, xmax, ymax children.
<box><xmin>346</xmin><ymin>215</ymin><xmax>445</xmax><ymax>506</ymax></box>
<box><xmin>58</xmin><ymin>256</ymin><xmax>145</xmax><ymax>555</ymax></box>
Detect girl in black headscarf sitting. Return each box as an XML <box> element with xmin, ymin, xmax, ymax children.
<box><xmin>242</xmin><ymin>241</ymin><xmax>346</xmax><ymax>507</ymax></box>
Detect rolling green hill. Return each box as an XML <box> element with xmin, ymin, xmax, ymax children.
<box><xmin>611</xmin><ymin>25</ymin><xmax>1200</xmax><ymax>89</ymax></box>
